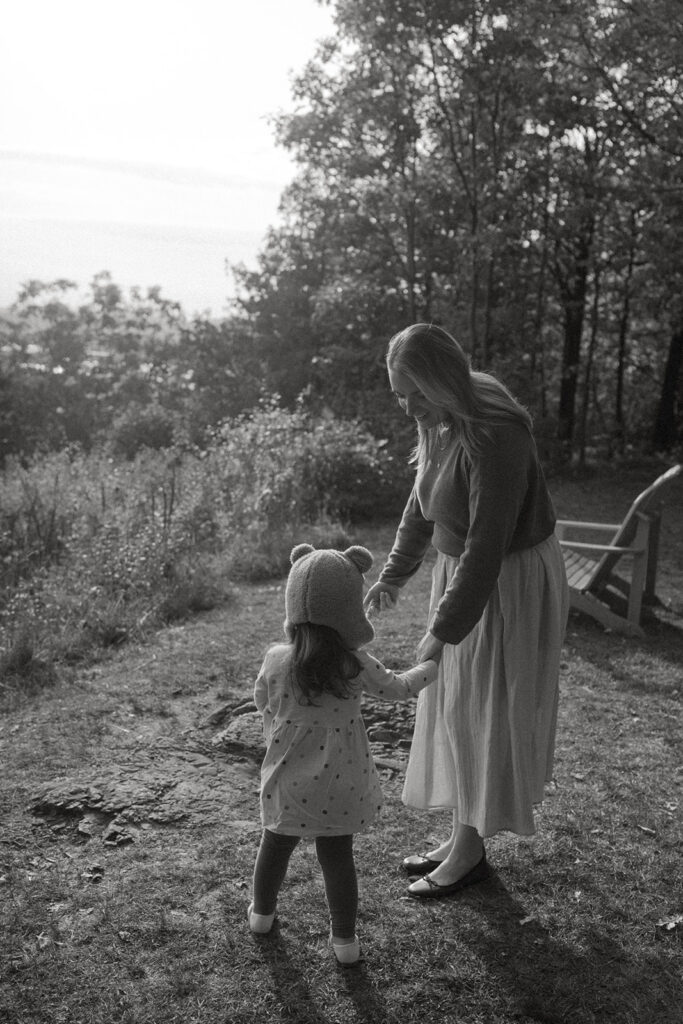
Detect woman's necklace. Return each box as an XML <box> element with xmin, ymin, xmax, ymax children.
<box><xmin>437</xmin><ymin>421</ymin><xmax>452</xmax><ymax>450</ymax></box>
<box><xmin>435</xmin><ymin>421</ymin><xmax>452</xmax><ymax>466</ymax></box>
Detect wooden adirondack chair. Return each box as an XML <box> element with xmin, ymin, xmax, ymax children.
<box><xmin>555</xmin><ymin>464</ymin><xmax>682</xmax><ymax>636</ymax></box>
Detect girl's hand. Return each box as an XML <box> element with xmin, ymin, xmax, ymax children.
<box><xmin>416</xmin><ymin>631</ymin><xmax>444</xmax><ymax>664</ymax></box>
<box><xmin>363</xmin><ymin>581</ymin><xmax>400</xmax><ymax>616</ymax></box>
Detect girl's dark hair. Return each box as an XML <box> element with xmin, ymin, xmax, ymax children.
<box><xmin>288</xmin><ymin>622</ymin><xmax>362</xmax><ymax>704</ymax></box>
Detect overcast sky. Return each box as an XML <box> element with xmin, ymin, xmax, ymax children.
<box><xmin>0</xmin><ymin>0</ymin><xmax>334</xmax><ymax>315</ymax></box>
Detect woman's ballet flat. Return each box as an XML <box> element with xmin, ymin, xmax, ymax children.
<box><xmin>247</xmin><ymin>902</ymin><xmax>275</xmax><ymax>934</ymax></box>
<box><xmin>401</xmin><ymin>853</ymin><xmax>444</xmax><ymax>875</ymax></box>
<box><xmin>407</xmin><ymin>853</ymin><xmax>489</xmax><ymax>899</ymax></box>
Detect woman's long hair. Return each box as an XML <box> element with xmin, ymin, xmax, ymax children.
<box><xmin>286</xmin><ymin>622</ymin><xmax>362</xmax><ymax>705</ymax></box>
<box><xmin>386</xmin><ymin>323</ymin><xmax>533</xmax><ymax>469</ymax></box>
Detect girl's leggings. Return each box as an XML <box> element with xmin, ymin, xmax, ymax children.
<box><xmin>252</xmin><ymin>829</ymin><xmax>358</xmax><ymax>938</ymax></box>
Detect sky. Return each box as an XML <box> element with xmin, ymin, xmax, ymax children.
<box><xmin>0</xmin><ymin>0</ymin><xmax>335</xmax><ymax>317</ymax></box>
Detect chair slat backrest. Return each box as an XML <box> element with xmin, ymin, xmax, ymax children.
<box><xmin>590</xmin><ymin>465</ymin><xmax>682</xmax><ymax>589</ymax></box>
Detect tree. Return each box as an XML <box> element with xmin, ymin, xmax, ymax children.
<box><xmin>574</xmin><ymin>0</ymin><xmax>683</xmax><ymax>451</ymax></box>
<box><xmin>0</xmin><ymin>273</ymin><xmax>266</xmax><ymax>461</ymax></box>
<box><xmin>0</xmin><ymin>280</ymin><xmax>89</xmax><ymax>457</ymax></box>
<box><xmin>233</xmin><ymin>0</ymin><xmax>682</xmax><ymax>457</ymax></box>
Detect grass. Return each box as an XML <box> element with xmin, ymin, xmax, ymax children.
<box><xmin>0</xmin><ymin>463</ymin><xmax>681</xmax><ymax>1024</ymax></box>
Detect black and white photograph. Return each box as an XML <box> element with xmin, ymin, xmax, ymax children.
<box><xmin>1</xmin><ymin>2</ymin><xmax>681</xmax><ymax>1022</ymax></box>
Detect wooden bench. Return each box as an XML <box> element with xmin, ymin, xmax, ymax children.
<box><xmin>556</xmin><ymin>464</ymin><xmax>682</xmax><ymax>636</ymax></box>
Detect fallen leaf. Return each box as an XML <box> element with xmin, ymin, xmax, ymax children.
<box><xmin>82</xmin><ymin>864</ymin><xmax>105</xmax><ymax>883</ymax></box>
<box><xmin>656</xmin><ymin>914</ymin><xmax>683</xmax><ymax>931</ymax></box>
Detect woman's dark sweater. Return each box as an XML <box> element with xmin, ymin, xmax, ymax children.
<box><xmin>378</xmin><ymin>421</ymin><xmax>557</xmax><ymax>644</ymax></box>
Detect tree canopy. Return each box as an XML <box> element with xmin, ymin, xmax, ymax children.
<box><xmin>2</xmin><ymin>0</ymin><xmax>681</xmax><ymax>464</ymax></box>
<box><xmin>232</xmin><ymin>0</ymin><xmax>683</xmax><ymax>458</ymax></box>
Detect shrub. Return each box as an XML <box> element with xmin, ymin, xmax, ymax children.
<box><xmin>109</xmin><ymin>402</ymin><xmax>177</xmax><ymax>459</ymax></box>
<box><xmin>208</xmin><ymin>400</ymin><xmax>410</xmax><ymax>530</ymax></box>
<box><xmin>0</xmin><ymin>403</ymin><xmax>402</xmax><ymax>688</ymax></box>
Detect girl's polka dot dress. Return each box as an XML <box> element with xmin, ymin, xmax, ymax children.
<box><xmin>254</xmin><ymin>645</ymin><xmax>437</xmax><ymax>837</ymax></box>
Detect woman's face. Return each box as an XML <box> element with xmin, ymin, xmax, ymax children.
<box><xmin>388</xmin><ymin>367</ymin><xmax>447</xmax><ymax>430</ymax></box>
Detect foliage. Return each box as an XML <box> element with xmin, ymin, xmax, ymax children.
<box><xmin>230</xmin><ymin>0</ymin><xmax>683</xmax><ymax>460</ymax></box>
<box><xmin>0</xmin><ymin>275</ymin><xmax>263</xmax><ymax>464</ymax></box>
<box><xmin>0</xmin><ymin>406</ymin><xmax>403</xmax><ymax>687</ymax></box>
<box><xmin>108</xmin><ymin>402</ymin><xmax>178</xmax><ymax>459</ymax></box>
<box><xmin>211</xmin><ymin>399</ymin><xmax>409</xmax><ymax>526</ymax></box>
<box><xmin>2</xmin><ymin>5</ymin><xmax>682</xmax><ymax>470</ymax></box>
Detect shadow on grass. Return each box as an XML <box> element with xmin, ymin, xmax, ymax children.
<box><xmin>469</xmin><ymin>873</ymin><xmax>682</xmax><ymax>1023</ymax></box>
<box><xmin>251</xmin><ymin>921</ymin><xmax>391</xmax><ymax>1024</ymax></box>
<box><xmin>250</xmin><ymin>925</ymin><xmax>328</xmax><ymax>1023</ymax></box>
<box><xmin>238</xmin><ymin>846</ymin><xmax>680</xmax><ymax>1024</ymax></box>
<box><xmin>565</xmin><ymin>610</ymin><xmax>683</xmax><ymax>690</ymax></box>
<box><xmin>338</xmin><ymin>959</ymin><xmax>392</xmax><ymax>1023</ymax></box>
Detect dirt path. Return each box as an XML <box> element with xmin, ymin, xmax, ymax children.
<box><xmin>1</xmin><ymin>577</ymin><xmax>420</xmax><ymax>861</ymax></box>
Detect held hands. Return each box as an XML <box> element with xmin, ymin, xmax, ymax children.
<box><xmin>416</xmin><ymin>630</ymin><xmax>444</xmax><ymax>665</ymax></box>
<box><xmin>363</xmin><ymin>581</ymin><xmax>400</xmax><ymax>617</ymax></box>
<box><xmin>363</xmin><ymin>584</ymin><xmax>443</xmax><ymax>663</ymax></box>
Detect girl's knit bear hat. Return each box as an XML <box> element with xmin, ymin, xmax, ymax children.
<box><xmin>284</xmin><ymin>543</ymin><xmax>375</xmax><ymax>650</ymax></box>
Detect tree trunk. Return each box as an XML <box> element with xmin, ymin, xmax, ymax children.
<box><xmin>558</xmin><ymin>302</ymin><xmax>584</xmax><ymax>451</ymax></box>
<box><xmin>555</xmin><ymin>193</ymin><xmax>595</xmax><ymax>455</ymax></box>
<box><xmin>469</xmin><ymin>122</ymin><xmax>480</xmax><ymax>362</ymax></box>
<box><xmin>482</xmin><ymin>256</ymin><xmax>495</xmax><ymax>362</ymax></box>
<box><xmin>652</xmin><ymin>325</ymin><xmax>683</xmax><ymax>450</ymax></box>
<box><xmin>405</xmin><ymin>198</ymin><xmax>418</xmax><ymax>323</ymax></box>
<box><xmin>531</xmin><ymin>140</ymin><xmax>553</xmax><ymax>419</ymax></box>
<box><xmin>614</xmin><ymin>210</ymin><xmax>637</xmax><ymax>452</ymax></box>
<box><xmin>577</xmin><ymin>264</ymin><xmax>602</xmax><ymax>465</ymax></box>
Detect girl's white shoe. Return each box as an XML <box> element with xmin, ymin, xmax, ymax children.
<box><xmin>330</xmin><ymin>933</ymin><xmax>360</xmax><ymax>965</ymax></box>
<box><xmin>248</xmin><ymin>902</ymin><xmax>275</xmax><ymax>934</ymax></box>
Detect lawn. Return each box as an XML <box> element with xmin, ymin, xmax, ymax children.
<box><xmin>1</xmin><ymin>463</ymin><xmax>681</xmax><ymax>1024</ymax></box>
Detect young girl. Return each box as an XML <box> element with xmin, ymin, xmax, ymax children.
<box><xmin>249</xmin><ymin>542</ymin><xmax>439</xmax><ymax>965</ymax></box>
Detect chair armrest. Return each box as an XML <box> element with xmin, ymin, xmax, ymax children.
<box><xmin>555</xmin><ymin>520</ymin><xmax>621</xmax><ymax>532</ymax></box>
<box><xmin>559</xmin><ymin>540</ymin><xmax>643</xmax><ymax>556</ymax></box>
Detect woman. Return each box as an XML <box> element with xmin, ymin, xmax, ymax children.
<box><xmin>364</xmin><ymin>323</ymin><xmax>569</xmax><ymax>898</ymax></box>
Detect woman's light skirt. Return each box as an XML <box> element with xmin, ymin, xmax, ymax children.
<box><xmin>402</xmin><ymin>534</ymin><xmax>569</xmax><ymax>837</ymax></box>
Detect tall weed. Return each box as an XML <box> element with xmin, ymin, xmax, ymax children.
<box><xmin>0</xmin><ymin>406</ymin><xmax>402</xmax><ymax>690</ymax></box>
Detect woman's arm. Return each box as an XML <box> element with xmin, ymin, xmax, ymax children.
<box><xmin>377</xmin><ymin>486</ymin><xmax>435</xmax><ymax>589</ymax></box>
<box><xmin>431</xmin><ymin>429</ymin><xmax>531</xmax><ymax>644</ymax></box>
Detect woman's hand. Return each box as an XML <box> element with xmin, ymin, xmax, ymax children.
<box><xmin>416</xmin><ymin>631</ymin><xmax>444</xmax><ymax>664</ymax></box>
<box><xmin>363</xmin><ymin>581</ymin><xmax>400</xmax><ymax>616</ymax></box>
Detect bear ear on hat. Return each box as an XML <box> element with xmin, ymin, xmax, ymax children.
<box><xmin>290</xmin><ymin>543</ymin><xmax>315</xmax><ymax>565</ymax></box>
<box><xmin>344</xmin><ymin>545</ymin><xmax>373</xmax><ymax>574</ymax></box>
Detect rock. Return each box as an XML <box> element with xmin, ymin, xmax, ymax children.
<box><xmin>374</xmin><ymin>757</ymin><xmax>407</xmax><ymax>773</ymax></box>
<box><xmin>77</xmin><ymin>811</ymin><xmax>109</xmax><ymax>837</ymax></box>
<box><xmin>102</xmin><ymin>818</ymin><xmax>136</xmax><ymax>846</ymax></box>
<box><xmin>202</xmin><ymin>699</ymin><xmax>258</xmax><ymax>729</ymax></box>
<box><xmin>367</xmin><ymin>726</ymin><xmax>398</xmax><ymax>743</ymax></box>
<box><xmin>212</xmin><ymin>712</ymin><xmax>265</xmax><ymax>756</ymax></box>
<box><xmin>203</xmin><ymin>704</ymin><xmax>233</xmax><ymax>727</ymax></box>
